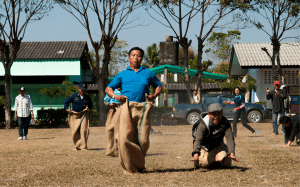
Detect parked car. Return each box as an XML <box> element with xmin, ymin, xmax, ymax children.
<box><xmin>171</xmin><ymin>94</ymin><xmax>271</xmax><ymax>125</ymax></box>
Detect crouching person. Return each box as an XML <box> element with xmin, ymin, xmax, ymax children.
<box><xmin>279</xmin><ymin>114</ymin><xmax>300</xmax><ymax>147</ymax></box>
<box><xmin>191</xmin><ymin>103</ymin><xmax>239</xmax><ymax>168</ymax></box>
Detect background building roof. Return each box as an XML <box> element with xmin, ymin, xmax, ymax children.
<box><xmin>15</xmin><ymin>41</ymin><xmax>88</xmax><ymax>60</ymax></box>
<box><xmin>233</xmin><ymin>42</ymin><xmax>300</xmax><ymax>67</ymax></box>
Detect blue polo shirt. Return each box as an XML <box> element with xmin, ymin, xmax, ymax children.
<box><xmin>107</xmin><ymin>66</ymin><xmax>162</xmax><ymax>102</ymax></box>
<box><xmin>64</xmin><ymin>92</ymin><xmax>93</xmax><ymax>112</ymax></box>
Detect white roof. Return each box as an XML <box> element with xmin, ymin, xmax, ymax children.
<box><xmin>233</xmin><ymin>42</ymin><xmax>300</xmax><ymax>66</ymax></box>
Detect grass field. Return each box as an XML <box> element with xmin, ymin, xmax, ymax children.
<box><xmin>0</xmin><ymin>122</ymin><xmax>299</xmax><ymax>186</ymax></box>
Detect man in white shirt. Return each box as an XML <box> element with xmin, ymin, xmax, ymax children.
<box><xmin>193</xmin><ymin>91</ymin><xmax>200</xmax><ymax>104</ymax></box>
<box><xmin>14</xmin><ymin>87</ymin><xmax>34</xmax><ymax>140</ymax></box>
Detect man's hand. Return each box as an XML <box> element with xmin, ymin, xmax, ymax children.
<box><xmin>228</xmin><ymin>153</ymin><xmax>239</xmax><ymax>162</ymax></box>
<box><xmin>115</xmin><ymin>95</ymin><xmax>126</xmax><ymax>103</ymax></box>
<box><xmin>31</xmin><ymin>114</ymin><xmax>35</xmax><ymax>119</ymax></box>
<box><xmin>147</xmin><ymin>95</ymin><xmax>156</xmax><ymax>101</ymax></box>
<box><xmin>266</xmin><ymin>87</ymin><xmax>270</xmax><ymax>95</ymax></box>
<box><xmin>109</xmin><ymin>103</ymin><xmax>116</xmax><ymax>108</ymax></box>
<box><xmin>66</xmin><ymin>109</ymin><xmax>72</xmax><ymax>114</ymax></box>
<box><xmin>233</xmin><ymin>108</ymin><xmax>237</xmax><ymax>112</ymax></box>
<box><xmin>189</xmin><ymin>153</ymin><xmax>200</xmax><ymax>161</ymax></box>
<box><xmin>223</xmin><ymin>101</ymin><xmax>228</xmax><ymax>104</ymax></box>
<box><xmin>14</xmin><ymin>114</ymin><xmax>17</xmax><ymax>121</ymax></box>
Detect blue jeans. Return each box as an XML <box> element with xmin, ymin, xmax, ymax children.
<box><xmin>272</xmin><ymin>111</ymin><xmax>284</xmax><ymax>134</ymax></box>
<box><xmin>232</xmin><ymin>110</ymin><xmax>255</xmax><ymax>136</ymax></box>
<box><xmin>18</xmin><ymin>116</ymin><xmax>31</xmax><ymax>137</ymax></box>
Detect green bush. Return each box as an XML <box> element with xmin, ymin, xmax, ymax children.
<box><xmin>37</xmin><ymin>108</ymin><xmax>68</xmax><ymax>125</ymax></box>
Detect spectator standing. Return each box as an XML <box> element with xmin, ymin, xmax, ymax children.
<box><xmin>280</xmin><ymin>85</ymin><xmax>292</xmax><ymax>116</ymax></box>
<box><xmin>266</xmin><ymin>81</ymin><xmax>287</xmax><ymax>135</ymax></box>
<box><xmin>14</xmin><ymin>86</ymin><xmax>34</xmax><ymax>140</ymax></box>
<box><xmin>193</xmin><ymin>91</ymin><xmax>200</xmax><ymax>104</ymax></box>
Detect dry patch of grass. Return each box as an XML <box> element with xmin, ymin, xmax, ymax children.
<box><xmin>0</xmin><ymin>123</ymin><xmax>299</xmax><ymax>186</ymax></box>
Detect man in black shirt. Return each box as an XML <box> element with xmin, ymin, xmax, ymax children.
<box><xmin>266</xmin><ymin>81</ymin><xmax>287</xmax><ymax>135</ymax></box>
<box><xmin>279</xmin><ymin>115</ymin><xmax>300</xmax><ymax>147</ymax></box>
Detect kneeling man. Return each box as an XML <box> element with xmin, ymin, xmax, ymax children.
<box><xmin>279</xmin><ymin>114</ymin><xmax>300</xmax><ymax>147</ymax></box>
<box><xmin>191</xmin><ymin>103</ymin><xmax>239</xmax><ymax>168</ymax></box>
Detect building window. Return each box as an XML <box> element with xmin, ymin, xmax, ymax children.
<box><xmin>263</xmin><ymin>70</ymin><xmax>299</xmax><ymax>84</ymax></box>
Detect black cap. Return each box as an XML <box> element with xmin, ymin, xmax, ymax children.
<box><xmin>19</xmin><ymin>86</ymin><xmax>25</xmax><ymax>91</ymax></box>
<box><xmin>80</xmin><ymin>82</ymin><xmax>87</xmax><ymax>90</ymax></box>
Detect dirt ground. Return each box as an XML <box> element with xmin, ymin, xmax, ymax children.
<box><xmin>0</xmin><ymin>122</ymin><xmax>299</xmax><ymax>186</ymax></box>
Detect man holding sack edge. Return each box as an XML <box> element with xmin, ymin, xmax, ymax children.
<box><xmin>105</xmin><ymin>47</ymin><xmax>162</xmax><ymax>174</ymax></box>
<box><xmin>64</xmin><ymin>82</ymin><xmax>93</xmax><ymax>150</ymax></box>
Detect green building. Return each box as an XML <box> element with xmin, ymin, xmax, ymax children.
<box><xmin>0</xmin><ymin>41</ymin><xmax>93</xmax><ymax>116</ymax></box>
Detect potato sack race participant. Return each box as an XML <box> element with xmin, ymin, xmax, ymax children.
<box><xmin>105</xmin><ymin>47</ymin><xmax>162</xmax><ymax>174</ymax></box>
<box><xmin>104</xmin><ymin>87</ymin><xmax>122</xmax><ymax>157</ymax></box>
<box><xmin>223</xmin><ymin>87</ymin><xmax>257</xmax><ymax>137</ymax></box>
<box><xmin>279</xmin><ymin>115</ymin><xmax>300</xmax><ymax>147</ymax></box>
<box><xmin>64</xmin><ymin>82</ymin><xmax>93</xmax><ymax>150</ymax></box>
<box><xmin>190</xmin><ymin>103</ymin><xmax>239</xmax><ymax>168</ymax></box>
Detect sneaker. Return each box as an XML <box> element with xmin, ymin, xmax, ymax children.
<box><xmin>23</xmin><ymin>136</ymin><xmax>27</xmax><ymax>140</ymax></box>
<box><xmin>253</xmin><ymin>130</ymin><xmax>257</xmax><ymax>137</ymax></box>
<box><xmin>17</xmin><ymin>136</ymin><xmax>23</xmax><ymax>140</ymax></box>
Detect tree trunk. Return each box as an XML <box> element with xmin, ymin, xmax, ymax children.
<box><xmin>164</xmin><ymin>67</ymin><xmax>167</xmax><ymax>107</ymax></box>
<box><xmin>196</xmin><ymin>38</ymin><xmax>204</xmax><ymax>103</ymax></box>
<box><xmin>183</xmin><ymin>45</ymin><xmax>193</xmax><ymax>103</ymax></box>
<box><xmin>4</xmin><ymin>68</ymin><xmax>12</xmax><ymax>129</ymax></box>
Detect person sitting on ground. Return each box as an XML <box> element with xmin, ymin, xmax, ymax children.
<box><xmin>279</xmin><ymin>115</ymin><xmax>300</xmax><ymax>147</ymax></box>
<box><xmin>190</xmin><ymin>103</ymin><xmax>239</xmax><ymax>168</ymax></box>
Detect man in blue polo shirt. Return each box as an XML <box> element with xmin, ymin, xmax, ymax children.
<box><xmin>105</xmin><ymin>47</ymin><xmax>162</xmax><ymax>173</ymax></box>
<box><xmin>64</xmin><ymin>82</ymin><xmax>93</xmax><ymax>150</ymax></box>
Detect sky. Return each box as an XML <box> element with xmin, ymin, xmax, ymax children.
<box><xmin>20</xmin><ymin>3</ymin><xmax>300</xmax><ymax>69</ymax></box>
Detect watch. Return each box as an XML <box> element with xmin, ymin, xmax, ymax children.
<box><xmin>112</xmin><ymin>94</ymin><xmax>116</xmax><ymax>99</ymax></box>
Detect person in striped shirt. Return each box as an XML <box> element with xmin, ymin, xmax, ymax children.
<box><xmin>223</xmin><ymin>87</ymin><xmax>257</xmax><ymax>137</ymax></box>
<box><xmin>14</xmin><ymin>86</ymin><xmax>34</xmax><ymax>140</ymax></box>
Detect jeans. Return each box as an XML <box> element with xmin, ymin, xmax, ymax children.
<box><xmin>18</xmin><ymin>115</ymin><xmax>31</xmax><ymax>137</ymax></box>
<box><xmin>232</xmin><ymin>110</ymin><xmax>255</xmax><ymax>136</ymax></box>
<box><xmin>272</xmin><ymin>111</ymin><xmax>284</xmax><ymax>134</ymax></box>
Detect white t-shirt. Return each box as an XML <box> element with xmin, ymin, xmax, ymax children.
<box><xmin>194</xmin><ymin>95</ymin><xmax>199</xmax><ymax>103</ymax></box>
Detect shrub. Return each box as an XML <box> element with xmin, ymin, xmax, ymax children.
<box><xmin>37</xmin><ymin>107</ymin><xmax>68</xmax><ymax>125</ymax></box>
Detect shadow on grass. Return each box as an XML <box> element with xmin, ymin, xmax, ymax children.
<box><xmin>147</xmin><ymin>168</ymin><xmax>196</xmax><ymax>173</ymax></box>
<box><xmin>88</xmin><ymin>148</ymin><xmax>106</xmax><ymax>151</ymax></box>
<box><xmin>146</xmin><ymin>153</ymin><xmax>166</xmax><ymax>157</ymax></box>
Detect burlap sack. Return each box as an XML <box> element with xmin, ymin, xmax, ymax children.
<box><xmin>105</xmin><ymin>106</ymin><xmax>121</xmax><ymax>157</ymax></box>
<box><xmin>197</xmin><ymin>142</ymin><xmax>230</xmax><ymax>168</ymax></box>
<box><xmin>68</xmin><ymin>108</ymin><xmax>90</xmax><ymax>150</ymax></box>
<box><xmin>118</xmin><ymin>99</ymin><xmax>153</xmax><ymax>173</ymax></box>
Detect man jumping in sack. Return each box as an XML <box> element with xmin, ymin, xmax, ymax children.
<box><xmin>64</xmin><ymin>82</ymin><xmax>93</xmax><ymax>150</ymax></box>
<box><xmin>105</xmin><ymin>47</ymin><xmax>162</xmax><ymax>174</ymax></box>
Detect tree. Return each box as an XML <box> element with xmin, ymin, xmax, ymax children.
<box><xmin>213</xmin><ymin>61</ymin><xmax>230</xmax><ymax>75</ymax></box>
<box><xmin>205</xmin><ymin>30</ymin><xmax>241</xmax><ymax>62</ymax></box>
<box><xmin>39</xmin><ymin>87</ymin><xmax>65</xmax><ymax>108</ymax></box>
<box><xmin>145</xmin><ymin>43</ymin><xmax>159</xmax><ymax>67</ymax></box>
<box><xmin>195</xmin><ymin>1</ymin><xmax>250</xmax><ymax>103</ymax></box>
<box><xmin>146</xmin><ymin>0</ymin><xmax>202</xmax><ymax>103</ymax></box>
<box><xmin>57</xmin><ymin>0</ymin><xmax>143</xmax><ymax>125</ymax></box>
<box><xmin>246</xmin><ymin>0</ymin><xmax>300</xmax><ymax>83</ymax></box>
<box><xmin>0</xmin><ymin>0</ymin><xmax>53</xmax><ymax>128</ymax></box>
<box><xmin>62</xmin><ymin>81</ymin><xmax>78</xmax><ymax>97</ymax></box>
